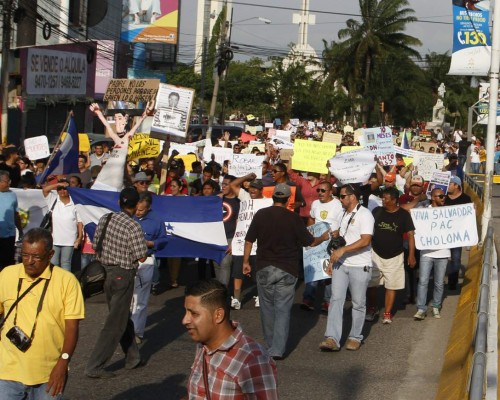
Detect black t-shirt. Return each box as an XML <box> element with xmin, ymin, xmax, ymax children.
<box><xmin>445</xmin><ymin>192</ymin><xmax>472</xmax><ymax>206</ymax></box>
<box><xmin>245</xmin><ymin>206</ymin><xmax>314</xmax><ymax>277</ymax></box>
<box><xmin>458</xmin><ymin>139</ymin><xmax>471</xmax><ymax>156</ymax></box>
<box><xmin>372</xmin><ymin>207</ymin><xmax>415</xmax><ymax>259</ymax></box>
<box><xmin>222</xmin><ymin>196</ymin><xmax>240</xmax><ymax>239</ymax></box>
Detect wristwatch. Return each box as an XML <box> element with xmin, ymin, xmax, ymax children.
<box><xmin>61</xmin><ymin>353</ymin><xmax>70</xmax><ymax>361</ymax></box>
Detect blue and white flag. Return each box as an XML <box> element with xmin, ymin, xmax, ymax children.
<box><xmin>68</xmin><ymin>188</ymin><xmax>228</xmax><ymax>263</ymax></box>
<box><xmin>38</xmin><ymin>116</ymin><xmax>80</xmax><ymax>184</ymax></box>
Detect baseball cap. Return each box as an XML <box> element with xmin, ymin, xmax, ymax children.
<box><xmin>249</xmin><ymin>179</ymin><xmax>263</xmax><ymax>190</ymax></box>
<box><xmin>133</xmin><ymin>171</ymin><xmax>148</xmax><ymax>182</ymax></box>
<box><xmin>410</xmin><ymin>175</ymin><xmax>424</xmax><ymax>185</ymax></box>
<box><xmin>449</xmin><ymin>175</ymin><xmax>462</xmax><ymax>186</ymax></box>
<box><xmin>273</xmin><ymin>183</ymin><xmax>291</xmax><ymax>198</ymax></box>
<box><xmin>385</xmin><ymin>172</ymin><xmax>396</xmax><ymax>183</ymax></box>
<box><xmin>120</xmin><ymin>187</ymin><xmax>140</xmax><ymax>207</ymax></box>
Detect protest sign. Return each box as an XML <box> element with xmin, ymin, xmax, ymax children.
<box><xmin>361</xmin><ymin>126</ymin><xmax>395</xmax><ymax>166</ymax></box>
<box><xmin>270</xmin><ymin>137</ymin><xmax>294</xmax><ymax>149</ymax></box>
<box><xmin>24</xmin><ymin>136</ymin><xmax>50</xmax><ymax>160</ymax></box>
<box><xmin>426</xmin><ymin>171</ymin><xmax>451</xmax><ymax>197</ymax></box>
<box><xmin>246</xmin><ymin>126</ymin><xmax>257</xmax><ymax>135</ymax></box>
<box><xmin>169</xmin><ymin>143</ymin><xmax>198</xmax><ymax>156</ymax></box>
<box><xmin>128</xmin><ymin>134</ymin><xmax>160</xmax><ymax>160</ymax></box>
<box><xmin>241</xmin><ymin>132</ymin><xmax>257</xmax><ymax>143</ymax></box>
<box><xmin>265</xmin><ymin>123</ymin><xmax>274</xmax><ymax>129</ymax></box>
<box><xmin>329</xmin><ymin>149</ymin><xmax>377</xmax><ymax>184</ymax></box>
<box><xmin>150</xmin><ymin>84</ymin><xmax>195</xmax><ymax>143</ymax></box>
<box><xmin>279</xmin><ymin>149</ymin><xmax>294</xmax><ymax>164</ymax></box>
<box><xmin>340</xmin><ymin>146</ymin><xmax>363</xmax><ymax>153</ymax></box>
<box><xmin>263</xmin><ymin>186</ymin><xmax>296</xmax><ymax>212</ymax></box>
<box><xmin>175</xmin><ymin>154</ymin><xmax>197</xmax><ymax>171</ymax></box>
<box><xmin>344</xmin><ymin>125</ymin><xmax>354</xmax><ymax>133</ymax></box>
<box><xmin>317</xmin><ymin>122</ymin><xmax>324</xmax><ymax>128</ymax></box>
<box><xmin>267</xmin><ymin>128</ymin><xmax>276</xmax><ymax>138</ymax></box>
<box><xmin>303</xmin><ymin>222</ymin><xmax>331</xmax><ymax>283</ymax></box>
<box><xmin>292</xmin><ymin>139</ymin><xmax>337</xmax><ymax>174</ymax></box>
<box><xmin>308</xmin><ymin>121</ymin><xmax>315</xmax><ymax>130</ymax></box>
<box><xmin>353</xmin><ymin>129</ymin><xmax>363</xmax><ymax>142</ymax></box>
<box><xmin>413</xmin><ymin>152</ymin><xmax>445</xmax><ymax>181</ymax></box>
<box><xmin>232</xmin><ymin>198</ymin><xmax>274</xmax><ymax>255</ymax></box>
<box><xmin>202</xmin><ymin>142</ymin><xmax>233</xmax><ymax>166</ymax></box>
<box><xmin>411</xmin><ymin>204</ymin><xmax>478</xmax><ymax>250</ymax></box>
<box><xmin>290</xmin><ymin>118</ymin><xmax>300</xmax><ymax>126</ymax></box>
<box><xmin>242</xmin><ymin>143</ymin><xmax>265</xmax><ymax>154</ymax></box>
<box><xmin>229</xmin><ymin>155</ymin><xmax>265</xmax><ymax>178</ymax></box>
<box><xmin>322</xmin><ymin>132</ymin><xmax>342</xmax><ymax>145</ymax></box>
<box><xmin>394</xmin><ymin>146</ymin><xmax>415</xmax><ymax>158</ymax></box>
<box><xmin>275</xmin><ymin>130</ymin><xmax>292</xmax><ymax>142</ymax></box>
<box><xmin>103</xmin><ymin>79</ymin><xmax>159</xmax><ymax>102</ymax></box>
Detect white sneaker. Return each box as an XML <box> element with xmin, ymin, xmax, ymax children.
<box><xmin>253</xmin><ymin>296</ymin><xmax>260</xmax><ymax>308</ymax></box>
<box><xmin>414</xmin><ymin>310</ymin><xmax>426</xmax><ymax>320</ymax></box>
<box><xmin>231</xmin><ymin>296</ymin><xmax>241</xmax><ymax>310</ymax></box>
<box><xmin>432</xmin><ymin>307</ymin><xmax>441</xmax><ymax>319</ymax></box>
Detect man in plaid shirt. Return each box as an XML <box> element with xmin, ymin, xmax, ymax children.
<box><xmin>85</xmin><ymin>187</ymin><xmax>148</xmax><ymax>379</ymax></box>
<box><xmin>183</xmin><ymin>280</ymin><xmax>278</xmax><ymax>399</ymax></box>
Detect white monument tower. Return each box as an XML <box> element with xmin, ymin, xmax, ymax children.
<box><xmin>194</xmin><ymin>0</ymin><xmax>232</xmax><ymax>74</ymax></box>
<box><xmin>287</xmin><ymin>0</ymin><xmax>319</xmax><ymax>70</ymax></box>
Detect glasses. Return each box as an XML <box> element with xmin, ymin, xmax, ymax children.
<box><xmin>57</xmin><ymin>186</ymin><xmax>67</xmax><ymax>191</ymax></box>
<box><xmin>136</xmin><ymin>181</ymin><xmax>148</xmax><ymax>185</ymax></box>
<box><xmin>316</xmin><ymin>188</ymin><xmax>328</xmax><ymax>193</ymax></box>
<box><xmin>21</xmin><ymin>252</ymin><xmax>48</xmax><ymax>262</ymax></box>
<box><xmin>339</xmin><ymin>194</ymin><xmax>352</xmax><ymax>199</ymax></box>
<box><xmin>433</xmin><ymin>194</ymin><xmax>445</xmax><ymax>199</ymax></box>
<box><xmin>272</xmin><ymin>169</ymin><xmax>283</xmax><ymax>173</ymax></box>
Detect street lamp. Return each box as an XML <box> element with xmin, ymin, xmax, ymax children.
<box><xmin>233</xmin><ymin>16</ymin><xmax>272</xmax><ymax>24</ymax></box>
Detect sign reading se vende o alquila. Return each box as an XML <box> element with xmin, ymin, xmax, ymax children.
<box><xmin>26</xmin><ymin>48</ymin><xmax>88</xmax><ymax>95</ymax></box>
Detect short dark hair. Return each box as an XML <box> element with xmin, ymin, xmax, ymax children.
<box><xmin>223</xmin><ymin>175</ymin><xmax>237</xmax><ymax>183</ymax></box>
<box><xmin>339</xmin><ymin>183</ymin><xmax>361</xmax><ymax>200</ymax></box>
<box><xmin>24</xmin><ymin>228</ymin><xmax>53</xmax><ymax>253</ymax></box>
<box><xmin>203</xmin><ymin>166</ymin><xmax>213</xmax><ymax>174</ymax></box>
<box><xmin>382</xmin><ymin>186</ymin><xmax>400</xmax><ymax>201</ymax></box>
<box><xmin>185</xmin><ymin>279</ymin><xmax>229</xmax><ymax>317</ymax></box>
<box><xmin>138</xmin><ymin>191</ymin><xmax>153</xmax><ymax>208</ymax></box>
<box><xmin>78</xmin><ymin>154</ymin><xmax>88</xmax><ymax>162</ymax></box>
<box><xmin>272</xmin><ymin>195</ymin><xmax>289</xmax><ymax>204</ymax></box>
<box><xmin>319</xmin><ymin>181</ymin><xmax>333</xmax><ymax>190</ymax></box>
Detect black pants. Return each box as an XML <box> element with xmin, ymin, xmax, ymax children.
<box><xmin>0</xmin><ymin>237</ymin><xmax>15</xmax><ymax>269</ymax></box>
<box><xmin>85</xmin><ymin>266</ymin><xmax>140</xmax><ymax>373</ymax></box>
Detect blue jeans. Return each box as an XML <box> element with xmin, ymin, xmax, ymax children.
<box><xmin>471</xmin><ymin>162</ymin><xmax>480</xmax><ymax>174</ymax></box>
<box><xmin>131</xmin><ymin>257</ymin><xmax>155</xmax><ymax>338</ymax></box>
<box><xmin>51</xmin><ymin>246</ymin><xmax>74</xmax><ymax>272</ymax></box>
<box><xmin>0</xmin><ymin>380</ymin><xmax>62</xmax><ymax>400</ymax></box>
<box><xmin>303</xmin><ymin>280</ymin><xmax>331</xmax><ymax>303</ymax></box>
<box><xmin>416</xmin><ymin>256</ymin><xmax>448</xmax><ymax>312</ymax></box>
<box><xmin>81</xmin><ymin>253</ymin><xmax>94</xmax><ymax>270</ymax></box>
<box><xmin>256</xmin><ymin>265</ymin><xmax>297</xmax><ymax>358</ymax></box>
<box><xmin>325</xmin><ymin>264</ymin><xmax>371</xmax><ymax>344</ymax></box>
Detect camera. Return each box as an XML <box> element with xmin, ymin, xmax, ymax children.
<box><xmin>6</xmin><ymin>326</ymin><xmax>32</xmax><ymax>352</ymax></box>
<box><xmin>327</xmin><ymin>236</ymin><xmax>346</xmax><ymax>255</ymax></box>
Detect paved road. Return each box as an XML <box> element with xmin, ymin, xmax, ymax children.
<box><xmin>64</xmin><ymin>182</ymin><xmax>500</xmax><ymax>400</ymax></box>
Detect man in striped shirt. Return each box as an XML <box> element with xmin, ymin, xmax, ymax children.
<box><xmin>183</xmin><ymin>280</ymin><xmax>278</xmax><ymax>399</ymax></box>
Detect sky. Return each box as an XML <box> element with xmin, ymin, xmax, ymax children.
<box><xmin>177</xmin><ymin>0</ymin><xmax>453</xmax><ymax>64</ymax></box>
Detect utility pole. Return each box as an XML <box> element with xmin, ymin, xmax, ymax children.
<box><xmin>1</xmin><ymin>0</ymin><xmax>13</xmax><ymax>145</ymax></box>
<box><xmin>198</xmin><ymin>0</ymin><xmax>211</xmax><ymax>123</ymax></box>
<box><xmin>206</xmin><ymin>2</ymin><xmax>230</xmax><ymax>140</ymax></box>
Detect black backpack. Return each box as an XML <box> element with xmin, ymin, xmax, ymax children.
<box><xmin>78</xmin><ymin>213</ymin><xmax>113</xmax><ymax>299</ymax></box>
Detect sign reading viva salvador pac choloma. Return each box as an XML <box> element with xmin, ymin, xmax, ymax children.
<box><xmin>410</xmin><ymin>204</ymin><xmax>478</xmax><ymax>250</ymax></box>
<box><xmin>449</xmin><ymin>0</ymin><xmax>491</xmax><ymax>76</ymax></box>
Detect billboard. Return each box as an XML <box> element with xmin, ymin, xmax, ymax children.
<box><xmin>121</xmin><ymin>0</ymin><xmax>179</xmax><ymax>43</ymax></box>
<box><xmin>20</xmin><ymin>43</ymin><xmax>97</xmax><ymax>97</ymax></box>
<box><xmin>449</xmin><ymin>0</ymin><xmax>491</xmax><ymax>76</ymax></box>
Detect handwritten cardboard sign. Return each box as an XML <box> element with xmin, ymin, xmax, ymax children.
<box><xmin>292</xmin><ymin>139</ymin><xmax>337</xmax><ymax>174</ymax></box>
<box><xmin>104</xmin><ymin>79</ymin><xmax>159</xmax><ymax>102</ymax></box>
<box><xmin>24</xmin><ymin>136</ymin><xmax>50</xmax><ymax>160</ymax></box>
<box><xmin>329</xmin><ymin>148</ymin><xmax>376</xmax><ymax>184</ymax></box>
<box><xmin>127</xmin><ymin>134</ymin><xmax>160</xmax><ymax>160</ymax></box>
<box><xmin>228</xmin><ymin>155</ymin><xmax>265</xmax><ymax>178</ymax></box>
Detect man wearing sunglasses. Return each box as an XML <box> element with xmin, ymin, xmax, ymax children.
<box><xmin>319</xmin><ymin>184</ymin><xmax>374</xmax><ymax>352</ymax></box>
<box><xmin>132</xmin><ymin>171</ymin><xmax>152</xmax><ymax>194</ymax></box>
<box><xmin>301</xmin><ymin>182</ymin><xmax>343</xmax><ymax>312</ymax></box>
<box><xmin>414</xmin><ymin>188</ymin><xmax>450</xmax><ymax>320</ymax></box>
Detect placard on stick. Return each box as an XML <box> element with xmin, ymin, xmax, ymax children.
<box><xmin>104</xmin><ymin>79</ymin><xmax>159</xmax><ymax>102</ymax></box>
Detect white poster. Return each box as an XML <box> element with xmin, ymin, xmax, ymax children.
<box><xmin>411</xmin><ymin>204</ymin><xmax>478</xmax><ymax>250</ymax></box>
<box><xmin>303</xmin><ymin>222</ymin><xmax>331</xmax><ymax>283</ymax></box>
<box><xmin>275</xmin><ymin>130</ymin><xmax>292</xmax><ymax>142</ymax></box>
<box><xmin>169</xmin><ymin>143</ymin><xmax>197</xmax><ymax>156</ymax></box>
<box><xmin>269</xmin><ymin>137</ymin><xmax>294</xmax><ymax>150</ymax></box>
<box><xmin>361</xmin><ymin>126</ymin><xmax>395</xmax><ymax>166</ymax></box>
<box><xmin>426</xmin><ymin>171</ymin><xmax>451</xmax><ymax>197</ymax></box>
<box><xmin>151</xmin><ymin>84</ymin><xmax>195</xmax><ymax>142</ymax></box>
<box><xmin>26</xmin><ymin>48</ymin><xmax>88</xmax><ymax>95</ymax></box>
<box><xmin>228</xmin><ymin>155</ymin><xmax>264</xmax><ymax>178</ymax></box>
<box><xmin>202</xmin><ymin>142</ymin><xmax>233</xmax><ymax>166</ymax></box>
<box><xmin>413</xmin><ymin>153</ymin><xmax>445</xmax><ymax>181</ymax></box>
<box><xmin>232</xmin><ymin>198</ymin><xmax>273</xmax><ymax>255</ymax></box>
<box><xmin>24</xmin><ymin>136</ymin><xmax>50</xmax><ymax>161</ymax></box>
<box><xmin>394</xmin><ymin>146</ymin><xmax>415</xmax><ymax>158</ymax></box>
<box><xmin>329</xmin><ymin>149</ymin><xmax>377</xmax><ymax>184</ymax></box>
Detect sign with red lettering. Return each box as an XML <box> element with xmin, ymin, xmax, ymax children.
<box><xmin>24</xmin><ymin>136</ymin><xmax>50</xmax><ymax>160</ymax></box>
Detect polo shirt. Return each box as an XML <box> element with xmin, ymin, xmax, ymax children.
<box><xmin>0</xmin><ymin>263</ymin><xmax>85</xmax><ymax>385</ymax></box>
<box><xmin>45</xmin><ymin>192</ymin><xmax>82</xmax><ymax>246</ymax></box>
<box><xmin>0</xmin><ymin>190</ymin><xmax>18</xmax><ymax>238</ymax></box>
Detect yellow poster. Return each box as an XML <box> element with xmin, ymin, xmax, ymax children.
<box><xmin>174</xmin><ymin>154</ymin><xmax>198</xmax><ymax>171</ymax></box>
<box><xmin>128</xmin><ymin>133</ymin><xmax>160</xmax><ymax>160</ymax></box>
<box><xmin>291</xmin><ymin>139</ymin><xmax>337</xmax><ymax>174</ymax></box>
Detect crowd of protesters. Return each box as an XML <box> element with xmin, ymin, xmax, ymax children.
<box><xmin>0</xmin><ymin>114</ymin><xmax>482</xmax><ymax>398</ymax></box>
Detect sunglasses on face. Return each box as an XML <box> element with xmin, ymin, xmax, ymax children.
<box><xmin>339</xmin><ymin>194</ymin><xmax>351</xmax><ymax>199</ymax></box>
<box><xmin>316</xmin><ymin>188</ymin><xmax>328</xmax><ymax>193</ymax></box>
<box><xmin>137</xmin><ymin>181</ymin><xmax>148</xmax><ymax>185</ymax></box>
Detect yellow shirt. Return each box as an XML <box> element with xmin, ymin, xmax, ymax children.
<box><xmin>0</xmin><ymin>263</ymin><xmax>85</xmax><ymax>385</ymax></box>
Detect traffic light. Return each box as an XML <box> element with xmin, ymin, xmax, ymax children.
<box><xmin>379</xmin><ymin>102</ymin><xmax>385</xmax><ymax>113</ymax></box>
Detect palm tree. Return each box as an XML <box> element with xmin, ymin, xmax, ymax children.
<box><xmin>325</xmin><ymin>0</ymin><xmax>422</xmax><ymax>124</ymax></box>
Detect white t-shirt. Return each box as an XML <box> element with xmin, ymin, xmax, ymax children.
<box><xmin>46</xmin><ymin>192</ymin><xmax>82</xmax><ymax>246</ymax></box>
<box><xmin>336</xmin><ymin>204</ymin><xmax>374</xmax><ymax>267</ymax></box>
<box><xmin>310</xmin><ymin>198</ymin><xmax>343</xmax><ymax>231</ymax></box>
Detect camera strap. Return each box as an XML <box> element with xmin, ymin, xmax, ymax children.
<box><xmin>11</xmin><ymin>266</ymin><xmax>52</xmax><ymax>341</ymax></box>
<box><xmin>340</xmin><ymin>203</ymin><xmax>361</xmax><ymax>237</ymax></box>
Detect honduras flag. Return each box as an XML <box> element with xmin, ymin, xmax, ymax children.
<box><xmin>68</xmin><ymin>188</ymin><xmax>228</xmax><ymax>263</ymax></box>
<box><xmin>38</xmin><ymin>116</ymin><xmax>80</xmax><ymax>184</ymax></box>
<box><xmin>402</xmin><ymin>130</ymin><xmax>410</xmax><ymax>150</ymax></box>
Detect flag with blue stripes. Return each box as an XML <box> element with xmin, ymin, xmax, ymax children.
<box><xmin>68</xmin><ymin>188</ymin><xmax>228</xmax><ymax>263</ymax></box>
<box><xmin>38</xmin><ymin>116</ymin><xmax>80</xmax><ymax>183</ymax></box>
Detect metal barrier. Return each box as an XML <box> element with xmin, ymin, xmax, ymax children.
<box><xmin>468</xmin><ymin>222</ymin><xmax>494</xmax><ymax>400</ymax></box>
<box><xmin>464</xmin><ymin>174</ymin><xmax>484</xmax><ymax>200</ymax></box>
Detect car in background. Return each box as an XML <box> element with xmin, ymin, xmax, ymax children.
<box><xmin>186</xmin><ymin>124</ymin><xmax>244</xmax><ymax>144</ymax></box>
